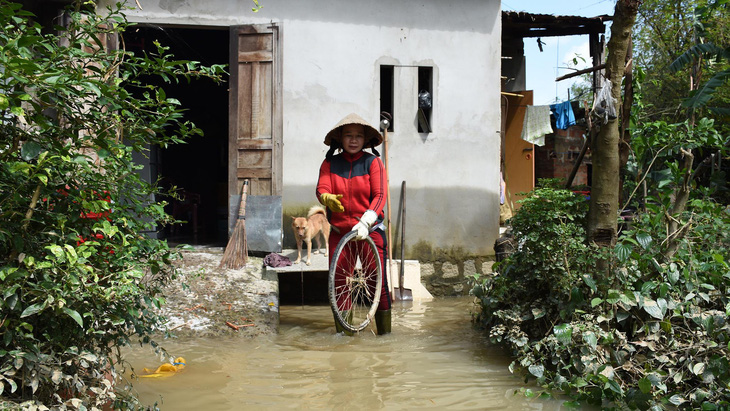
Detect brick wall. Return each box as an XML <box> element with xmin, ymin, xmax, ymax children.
<box><xmin>535</xmin><ymin>125</ymin><xmax>590</xmax><ymax>186</ymax></box>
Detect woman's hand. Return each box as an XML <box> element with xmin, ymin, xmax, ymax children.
<box><xmin>320</xmin><ymin>193</ymin><xmax>345</xmax><ymax>213</ymax></box>
<box><xmin>352</xmin><ymin>210</ymin><xmax>377</xmax><ymax>240</ymax></box>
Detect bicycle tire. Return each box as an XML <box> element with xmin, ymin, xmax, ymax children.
<box><xmin>328</xmin><ymin>230</ymin><xmax>383</xmax><ymax>333</ymax></box>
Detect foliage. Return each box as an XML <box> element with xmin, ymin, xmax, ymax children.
<box><xmin>606</xmin><ymin>199</ymin><xmax>730</xmax><ymax>409</ymax></box>
<box><xmin>472</xmin><ymin>118</ymin><xmax>730</xmax><ymax>409</ymax></box>
<box><xmin>564</xmin><ymin>54</ymin><xmax>593</xmax><ymax>102</ymax></box>
<box><xmin>0</xmin><ymin>1</ymin><xmax>224</xmax><ymax>408</ymax></box>
<box><xmin>473</xmin><ymin>187</ymin><xmax>594</xmax><ymax>341</ymax></box>
<box><xmin>667</xmin><ymin>0</ymin><xmax>730</xmax><ymax>112</ymax></box>
<box><xmin>627</xmin><ymin>117</ymin><xmax>729</xmax><ymax>206</ymax></box>
<box><xmin>480</xmin><ymin>3</ymin><xmax>730</xmax><ymax>408</ymax></box>
<box><xmin>634</xmin><ymin>0</ymin><xmax>730</xmax><ymax>123</ymax></box>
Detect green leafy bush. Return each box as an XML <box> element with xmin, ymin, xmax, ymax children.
<box><xmin>473</xmin><ymin>185</ymin><xmax>595</xmax><ymax>343</ymax></box>
<box><xmin>473</xmin><ymin>120</ymin><xmax>730</xmax><ymax>409</ymax></box>
<box><xmin>0</xmin><ymin>1</ymin><xmax>223</xmax><ymax>408</ymax></box>
<box><xmin>609</xmin><ymin>197</ymin><xmax>730</xmax><ymax>409</ymax></box>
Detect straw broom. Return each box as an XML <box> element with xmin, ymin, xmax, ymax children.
<box><xmin>220</xmin><ymin>179</ymin><xmax>249</xmax><ymax>269</ymax></box>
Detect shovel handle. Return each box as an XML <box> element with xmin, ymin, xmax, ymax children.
<box><xmin>399</xmin><ymin>181</ymin><xmax>406</xmax><ymax>288</ymax></box>
<box><xmin>385</xmin><ymin>131</ymin><xmax>394</xmax><ymax>293</ymax></box>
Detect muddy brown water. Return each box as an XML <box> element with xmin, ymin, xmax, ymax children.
<box><xmin>122</xmin><ymin>297</ymin><xmax>568</xmax><ymax>410</ymax></box>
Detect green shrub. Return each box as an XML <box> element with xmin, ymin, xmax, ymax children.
<box><xmin>0</xmin><ymin>2</ymin><xmax>223</xmax><ymax>408</ymax></box>
<box><xmin>608</xmin><ymin>197</ymin><xmax>730</xmax><ymax>409</ymax></box>
<box><xmin>473</xmin><ymin>123</ymin><xmax>730</xmax><ymax>409</ymax></box>
<box><xmin>472</xmin><ymin>187</ymin><xmax>595</xmax><ymax>341</ymax></box>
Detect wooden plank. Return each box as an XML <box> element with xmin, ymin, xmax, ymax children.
<box><xmin>237</xmin><ymin>63</ymin><xmax>253</xmax><ymax>139</ymax></box>
<box><xmin>507</xmin><ymin>26</ymin><xmax>605</xmax><ymax>38</ymax></box>
<box><xmin>238</xmin><ymin>61</ymin><xmax>273</xmax><ymax>140</ymax></box>
<box><xmin>237</xmin><ymin>168</ymin><xmax>272</xmax><ymax>179</ymax></box>
<box><xmin>237</xmin><ymin>139</ymin><xmax>273</xmax><ymax>150</ymax></box>
<box><xmin>239</xmin><ymin>31</ymin><xmax>273</xmax><ymax>52</ymax></box>
<box><xmin>271</xmin><ymin>24</ymin><xmax>283</xmax><ymax>196</ymax></box>
<box><xmin>256</xmin><ymin>63</ymin><xmax>273</xmax><ymax>139</ymax></box>
<box><xmin>253</xmin><ymin>178</ymin><xmax>272</xmax><ymax>195</ymax></box>
<box><xmin>228</xmin><ymin>27</ymin><xmax>240</xmax><ymax>202</ymax></box>
<box><xmin>250</xmin><ymin>61</ymin><xmax>261</xmax><ymax>139</ymax></box>
<box><xmin>238</xmin><ymin>149</ymin><xmax>271</xmax><ymax>168</ymax></box>
<box><xmin>238</xmin><ymin>50</ymin><xmax>272</xmax><ymax>62</ymax></box>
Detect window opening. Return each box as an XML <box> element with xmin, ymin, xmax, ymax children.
<box><xmin>380</xmin><ymin>65</ymin><xmax>394</xmax><ymax>132</ymax></box>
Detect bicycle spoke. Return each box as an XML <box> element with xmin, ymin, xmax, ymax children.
<box><xmin>329</xmin><ymin>231</ymin><xmax>383</xmax><ymax>333</ymax></box>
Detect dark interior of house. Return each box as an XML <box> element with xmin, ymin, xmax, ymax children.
<box><xmin>125</xmin><ymin>26</ymin><xmax>230</xmax><ymax>246</ymax></box>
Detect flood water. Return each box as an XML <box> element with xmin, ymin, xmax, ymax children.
<box><xmin>122</xmin><ymin>297</ymin><xmax>569</xmax><ymax>410</ymax></box>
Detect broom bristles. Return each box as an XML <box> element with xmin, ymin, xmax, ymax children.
<box><xmin>219</xmin><ymin>219</ymin><xmax>248</xmax><ymax>269</ymax></box>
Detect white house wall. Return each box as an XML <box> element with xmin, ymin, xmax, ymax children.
<box><xmin>101</xmin><ymin>0</ymin><xmax>502</xmax><ymax>256</ymax></box>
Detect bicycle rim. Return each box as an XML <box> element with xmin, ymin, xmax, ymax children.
<box><xmin>328</xmin><ymin>230</ymin><xmax>383</xmax><ymax>333</ymax></box>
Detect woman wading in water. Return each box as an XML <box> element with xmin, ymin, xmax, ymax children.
<box><xmin>316</xmin><ymin>113</ymin><xmax>391</xmax><ymax>335</ymax></box>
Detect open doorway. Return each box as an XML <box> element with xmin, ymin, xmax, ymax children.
<box><xmin>125</xmin><ymin>25</ymin><xmax>229</xmax><ymax>246</ymax></box>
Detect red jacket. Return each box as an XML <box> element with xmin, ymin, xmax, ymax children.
<box><xmin>317</xmin><ymin>151</ymin><xmax>385</xmax><ymax>233</ymax></box>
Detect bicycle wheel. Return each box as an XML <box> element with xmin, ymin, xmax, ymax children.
<box><xmin>328</xmin><ymin>230</ymin><xmax>383</xmax><ymax>333</ymax></box>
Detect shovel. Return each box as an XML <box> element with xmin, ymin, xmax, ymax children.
<box><xmin>380</xmin><ymin>113</ymin><xmax>395</xmax><ymax>296</ymax></box>
<box><xmin>394</xmin><ymin>181</ymin><xmax>412</xmax><ymax>301</ymax></box>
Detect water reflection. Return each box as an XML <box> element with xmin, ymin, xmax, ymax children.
<box><xmin>123</xmin><ymin>297</ymin><xmax>569</xmax><ymax>410</ymax></box>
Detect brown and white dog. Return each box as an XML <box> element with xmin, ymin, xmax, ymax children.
<box><xmin>292</xmin><ymin>205</ymin><xmax>331</xmax><ymax>265</ymax></box>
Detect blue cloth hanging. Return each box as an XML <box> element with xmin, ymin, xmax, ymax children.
<box><xmin>550</xmin><ymin>101</ymin><xmax>576</xmax><ymax>130</ymax></box>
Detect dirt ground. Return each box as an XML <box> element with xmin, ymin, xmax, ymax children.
<box><xmin>157</xmin><ymin>250</ymin><xmax>280</xmax><ymax>338</ymax></box>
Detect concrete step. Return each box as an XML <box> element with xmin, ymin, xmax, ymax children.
<box><xmin>266</xmin><ymin>249</ymin><xmax>432</xmax><ymax>300</ymax></box>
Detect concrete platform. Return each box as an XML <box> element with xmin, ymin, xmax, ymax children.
<box><xmin>266</xmin><ymin>249</ymin><xmax>433</xmax><ymax>301</ymax></box>
<box><xmin>270</xmin><ymin>248</ymin><xmax>330</xmax><ymax>272</ymax></box>
<box><xmin>387</xmin><ymin>260</ymin><xmax>433</xmax><ymax>301</ymax></box>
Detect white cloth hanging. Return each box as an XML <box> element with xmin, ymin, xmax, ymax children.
<box><xmin>520</xmin><ymin>105</ymin><xmax>552</xmax><ymax>146</ymax></box>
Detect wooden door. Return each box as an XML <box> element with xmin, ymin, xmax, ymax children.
<box><xmin>228</xmin><ymin>24</ymin><xmax>283</xmax><ymax>199</ymax></box>
<box><xmin>503</xmin><ymin>90</ymin><xmax>534</xmax><ymax>210</ymax></box>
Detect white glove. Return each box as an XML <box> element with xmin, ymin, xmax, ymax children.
<box><xmin>351</xmin><ymin>210</ymin><xmax>378</xmax><ymax>240</ymax></box>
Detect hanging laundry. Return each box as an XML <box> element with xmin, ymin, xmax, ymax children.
<box><xmin>550</xmin><ymin>100</ymin><xmax>576</xmax><ymax>130</ymax></box>
<box><xmin>499</xmin><ymin>172</ymin><xmax>506</xmax><ymax>205</ymax></box>
<box><xmin>521</xmin><ymin>105</ymin><xmax>552</xmax><ymax>146</ymax></box>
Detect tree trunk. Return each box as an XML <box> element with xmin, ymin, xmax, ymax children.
<box><xmin>618</xmin><ymin>36</ymin><xmax>634</xmax><ymax>207</ymax></box>
<box><xmin>587</xmin><ymin>0</ymin><xmax>641</xmax><ymax>247</ymax></box>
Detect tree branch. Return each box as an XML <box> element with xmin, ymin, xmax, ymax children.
<box><xmin>663</xmin><ymin>148</ymin><xmax>694</xmax><ymax>260</ymax></box>
<box><xmin>556</xmin><ymin>63</ymin><xmax>606</xmax><ymax>82</ymax></box>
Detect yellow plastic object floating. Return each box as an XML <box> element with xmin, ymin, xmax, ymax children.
<box><xmin>139</xmin><ymin>357</ymin><xmax>187</xmax><ymax>378</ymax></box>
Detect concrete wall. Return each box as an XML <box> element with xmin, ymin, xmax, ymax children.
<box><xmin>101</xmin><ymin>0</ymin><xmax>503</xmax><ymax>257</ymax></box>
<box><xmin>421</xmin><ymin>258</ymin><xmax>496</xmax><ymax>297</ymax></box>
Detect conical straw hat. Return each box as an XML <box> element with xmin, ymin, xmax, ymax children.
<box><xmin>323</xmin><ymin>113</ymin><xmax>383</xmax><ymax>148</ymax></box>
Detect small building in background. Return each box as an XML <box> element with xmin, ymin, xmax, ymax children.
<box><xmin>501</xmin><ymin>11</ymin><xmax>609</xmax><ymax>216</ymax></box>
